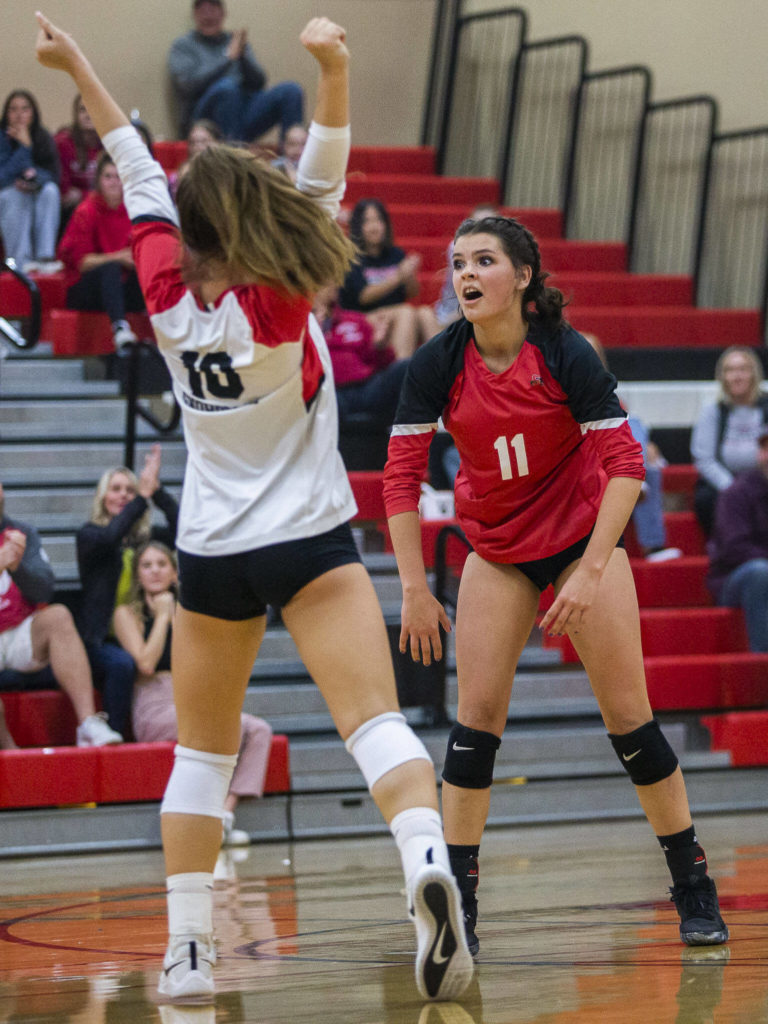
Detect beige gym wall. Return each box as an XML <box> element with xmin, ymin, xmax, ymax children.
<box><xmin>5</xmin><ymin>1</ymin><xmax>768</xmax><ymax>145</ymax></box>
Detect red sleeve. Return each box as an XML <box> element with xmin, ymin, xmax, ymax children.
<box><xmin>589</xmin><ymin>419</ymin><xmax>646</xmax><ymax>480</ymax></box>
<box><xmin>131</xmin><ymin>220</ymin><xmax>187</xmax><ymax>315</ymax></box>
<box><xmin>57</xmin><ymin>201</ymin><xmax>96</xmax><ymax>275</ymax></box>
<box><xmin>383</xmin><ymin>431</ymin><xmax>434</xmax><ymax>517</ymax></box>
<box><xmin>234</xmin><ymin>286</ymin><xmax>312</xmax><ymax>347</ymax></box>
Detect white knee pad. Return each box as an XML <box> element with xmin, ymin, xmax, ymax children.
<box><xmin>160</xmin><ymin>744</ymin><xmax>238</xmax><ymax>821</ymax></box>
<box><xmin>344</xmin><ymin>711</ymin><xmax>432</xmax><ymax>790</ymax></box>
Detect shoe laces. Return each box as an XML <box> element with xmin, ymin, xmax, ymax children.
<box><xmin>670</xmin><ymin>877</ymin><xmax>719</xmax><ymax>919</ymax></box>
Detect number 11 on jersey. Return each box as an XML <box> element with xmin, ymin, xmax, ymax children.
<box><xmin>494</xmin><ymin>433</ymin><xmax>529</xmax><ymax>480</ymax></box>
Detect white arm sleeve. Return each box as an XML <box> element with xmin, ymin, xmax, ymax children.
<box><xmin>102</xmin><ymin>125</ymin><xmax>179</xmax><ymax>227</ymax></box>
<box><xmin>295</xmin><ymin>121</ymin><xmax>350</xmax><ymax>220</ymax></box>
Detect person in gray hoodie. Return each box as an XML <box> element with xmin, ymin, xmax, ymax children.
<box><xmin>167</xmin><ymin>0</ymin><xmax>303</xmax><ymax>141</ymax></box>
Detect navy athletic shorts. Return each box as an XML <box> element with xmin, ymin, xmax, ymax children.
<box><xmin>512</xmin><ymin>530</ymin><xmax>625</xmax><ymax>592</ymax></box>
<box><xmin>177</xmin><ymin>521</ymin><xmax>362</xmax><ymax>620</ymax></box>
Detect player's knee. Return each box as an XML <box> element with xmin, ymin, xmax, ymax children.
<box><xmin>161</xmin><ymin>744</ymin><xmax>238</xmax><ymax>820</ymax></box>
<box><xmin>36</xmin><ymin>603</ymin><xmax>74</xmax><ymax>634</ymax></box>
<box><xmin>344</xmin><ymin>711</ymin><xmax>432</xmax><ymax>791</ymax></box>
<box><xmin>442</xmin><ymin>722</ymin><xmax>501</xmax><ymax>789</ymax></box>
<box><xmin>609</xmin><ymin>719</ymin><xmax>678</xmax><ymax>786</ymax></box>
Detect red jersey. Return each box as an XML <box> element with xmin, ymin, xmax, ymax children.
<box><xmin>383</xmin><ymin>317</ymin><xmax>644</xmax><ymax>563</ymax></box>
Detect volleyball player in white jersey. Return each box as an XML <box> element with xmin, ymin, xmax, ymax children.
<box><xmin>35</xmin><ymin>12</ymin><xmax>472</xmax><ymax>1005</ymax></box>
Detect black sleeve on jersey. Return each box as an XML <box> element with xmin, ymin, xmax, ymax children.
<box><xmin>532</xmin><ymin>320</ymin><xmax>625</xmax><ymax>424</ymax></box>
<box><xmin>131</xmin><ymin>214</ymin><xmax>178</xmax><ymax>228</ymax></box>
<box><xmin>393</xmin><ymin>318</ymin><xmax>472</xmax><ymax>426</ymax></box>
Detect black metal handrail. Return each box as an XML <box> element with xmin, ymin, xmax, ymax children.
<box><xmin>121</xmin><ymin>340</ymin><xmax>181</xmax><ymax>470</ymax></box>
<box><xmin>0</xmin><ymin>259</ymin><xmax>41</xmax><ymax>350</ymax></box>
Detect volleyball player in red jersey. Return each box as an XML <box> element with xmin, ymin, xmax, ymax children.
<box><xmin>383</xmin><ymin>215</ymin><xmax>729</xmax><ymax>956</ymax></box>
<box><xmin>35</xmin><ymin>12</ymin><xmax>472</xmax><ymax>1004</ymax></box>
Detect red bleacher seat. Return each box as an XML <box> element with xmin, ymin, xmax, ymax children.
<box><xmin>646</xmin><ymin>653</ymin><xmax>768</xmax><ymax>710</ymax></box>
<box><xmin>629</xmin><ymin>556</ymin><xmax>712</xmax><ymax>607</ymax></box>
<box><xmin>0</xmin><ymin>690</ymin><xmax>291</xmax><ymax>807</ymax></box>
<box><xmin>569</xmin><ymin>306</ymin><xmax>762</xmax><ymax>348</ymax></box>
<box><xmin>0</xmin><ymin>746</ymin><xmax>99</xmax><ymax>808</ymax></box>
<box><xmin>702</xmin><ymin>711</ymin><xmax>768</xmax><ymax>766</ymax></box>
<box><xmin>0</xmin><ymin>269</ymin><xmax>67</xmax><ymax>315</ymax></box>
<box><xmin>344</xmin><ymin>174</ymin><xmax>499</xmax><ymax>208</ymax></box>
<box><xmin>348</xmin><ymin>471</ymin><xmax>386</xmax><ymax>521</ymax></box>
<box><xmin>43</xmin><ymin>309</ymin><xmax>154</xmax><ymax>356</ymax></box>
<box><xmin>661</xmin><ymin>464</ymin><xmax>698</xmax><ymax>499</ymax></box>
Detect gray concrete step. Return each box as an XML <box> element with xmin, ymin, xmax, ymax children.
<box><xmin>1</xmin><ymin>441</ymin><xmax>187</xmax><ymax>486</ymax></box>
<box><xmin>0</xmin><ymin>398</ymin><xmax>181</xmax><ymax>439</ymax></box>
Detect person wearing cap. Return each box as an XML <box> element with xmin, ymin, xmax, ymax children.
<box><xmin>167</xmin><ymin>0</ymin><xmax>304</xmax><ymax>142</ymax></box>
<box><xmin>707</xmin><ymin>425</ymin><xmax>768</xmax><ymax>651</ymax></box>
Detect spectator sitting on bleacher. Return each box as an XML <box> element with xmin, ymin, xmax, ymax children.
<box><xmin>113</xmin><ymin>540</ymin><xmax>273</xmax><ymax>846</ymax></box>
<box><xmin>57</xmin><ymin>150</ymin><xmax>146</xmax><ymax>350</ymax></box>
<box><xmin>0</xmin><ymin>89</ymin><xmax>62</xmax><ymax>273</ymax></box>
<box><xmin>691</xmin><ymin>346</ymin><xmax>768</xmax><ymax>536</ymax></box>
<box><xmin>271</xmin><ymin>123</ymin><xmax>308</xmax><ymax>184</ymax></box>
<box><xmin>167</xmin><ymin>0</ymin><xmax>304</xmax><ymax>143</ymax></box>
<box><xmin>314</xmin><ymin>282</ymin><xmax>410</xmax><ymax>428</ymax></box>
<box><xmin>54</xmin><ymin>93</ymin><xmax>103</xmax><ymax>229</ymax></box>
<box><xmin>0</xmin><ymin>480</ymin><xmax>123</xmax><ymax>747</ymax></box>
<box><xmin>707</xmin><ymin>426</ymin><xmax>768</xmax><ymax>653</ymax></box>
<box><xmin>76</xmin><ymin>445</ymin><xmax>178</xmax><ymax>739</ymax></box>
<box><xmin>338</xmin><ymin>197</ymin><xmax>441</xmax><ymax>354</ymax></box>
<box><xmin>168</xmin><ymin>118</ymin><xmax>222</xmax><ymax>198</ymax></box>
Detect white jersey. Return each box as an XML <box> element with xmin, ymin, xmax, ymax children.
<box><xmin>103</xmin><ymin>123</ymin><xmax>357</xmax><ymax>556</ymax></box>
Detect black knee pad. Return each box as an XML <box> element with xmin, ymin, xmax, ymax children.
<box><xmin>442</xmin><ymin>722</ymin><xmax>501</xmax><ymax>789</ymax></box>
<box><xmin>609</xmin><ymin>719</ymin><xmax>679</xmax><ymax>786</ymax></box>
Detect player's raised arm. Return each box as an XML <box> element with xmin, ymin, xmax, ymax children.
<box><xmin>34</xmin><ymin>11</ymin><xmax>130</xmax><ymax>139</ymax></box>
<box><xmin>300</xmin><ymin>16</ymin><xmax>349</xmax><ymax>128</ymax></box>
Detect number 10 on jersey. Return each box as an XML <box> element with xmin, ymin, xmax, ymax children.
<box><xmin>494</xmin><ymin>434</ymin><xmax>529</xmax><ymax>480</ymax></box>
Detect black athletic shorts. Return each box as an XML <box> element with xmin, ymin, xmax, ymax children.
<box><xmin>177</xmin><ymin>521</ymin><xmax>362</xmax><ymax>621</ymax></box>
<box><xmin>512</xmin><ymin>530</ymin><xmax>625</xmax><ymax>592</ymax></box>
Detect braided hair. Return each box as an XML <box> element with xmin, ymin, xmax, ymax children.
<box><xmin>454</xmin><ymin>216</ymin><xmax>567</xmax><ymax>328</ymax></box>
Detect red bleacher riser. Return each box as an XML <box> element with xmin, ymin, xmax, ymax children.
<box><xmin>551</xmin><ymin>272</ymin><xmax>693</xmax><ymax>307</ymax></box>
<box><xmin>347</xmin><ymin>147</ymin><xmax>436</xmax><ymax>175</ymax></box>
<box><xmin>0</xmin><ymin>270</ymin><xmax>67</xmax><ymax>316</ymax></box>
<box><xmin>624</xmin><ymin>513</ymin><xmax>707</xmax><ymax>559</ymax></box>
<box><xmin>1</xmin><ymin>690</ymin><xmax>78</xmax><ymax>747</ymax></box>
<box><xmin>0</xmin><ymin>746</ymin><xmax>99</xmax><ymax>808</ymax></box>
<box><xmin>545</xmin><ymin>606</ymin><xmax>749</xmax><ymax>662</ymax></box>
<box><xmin>262</xmin><ymin>733</ymin><xmax>291</xmax><ymax>793</ymax></box>
<box><xmin>646</xmin><ymin>653</ymin><xmax>768</xmax><ymax>711</ymax></box>
<box><xmin>97</xmin><ymin>742</ymin><xmax>175</xmax><ymax>803</ymax></box>
<box><xmin>701</xmin><ymin>711</ymin><xmax>768</xmax><ymax>766</ymax></box>
<box><xmin>344</xmin><ymin>174</ymin><xmax>499</xmax><ymax>208</ymax></box>
<box><xmin>348</xmin><ymin>470</ymin><xmax>386</xmax><ymax>521</ymax></box>
<box><xmin>539</xmin><ymin>240</ymin><xmax>626</xmax><ymax>272</ymax></box>
<box><xmin>152</xmin><ymin>142</ymin><xmax>439</xmax><ymax>177</ymax></box>
<box><xmin>385</xmin><ymin>205</ymin><xmax>562</xmax><ymax>239</ymax></box>
<box><xmin>569</xmin><ymin>307</ymin><xmax>762</xmax><ymax>348</ymax></box>
<box><xmin>629</xmin><ymin>556</ymin><xmax>712</xmax><ymax>607</ymax></box>
<box><xmin>663</xmin><ymin>464</ymin><xmax>696</xmax><ymax>499</ymax></box>
<box><xmin>43</xmin><ymin>309</ymin><xmax>154</xmax><ymax>356</ymax></box>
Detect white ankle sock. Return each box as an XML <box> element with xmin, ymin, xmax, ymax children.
<box><xmin>166</xmin><ymin>872</ymin><xmax>214</xmax><ymax>937</ymax></box>
<box><xmin>390</xmin><ymin>807</ymin><xmax>450</xmax><ymax>885</ymax></box>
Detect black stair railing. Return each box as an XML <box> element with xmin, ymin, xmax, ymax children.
<box><xmin>121</xmin><ymin>340</ymin><xmax>181</xmax><ymax>470</ymax></box>
<box><xmin>0</xmin><ymin>259</ymin><xmax>40</xmax><ymax>350</ymax></box>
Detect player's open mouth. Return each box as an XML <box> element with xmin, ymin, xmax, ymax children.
<box><xmin>462</xmin><ymin>288</ymin><xmax>482</xmax><ymax>301</ymax></box>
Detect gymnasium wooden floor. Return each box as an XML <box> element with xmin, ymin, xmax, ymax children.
<box><xmin>1</xmin><ymin>811</ymin><xmax>766</xmax><ymax>1023</ymax></box>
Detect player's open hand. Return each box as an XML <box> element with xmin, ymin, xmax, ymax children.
<box><xmin>34</xmin><ymin>12</ymin><xmax>86</xmax><ymax>74</ymax></box>
<box><xmin>300</xmin><ymin>17</ymin><xmax>349</xmax><ymax>70</ymax></box>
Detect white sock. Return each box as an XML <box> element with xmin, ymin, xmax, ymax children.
<box><xmin>166</xmin><ymin>872</ymin><xmax>214</xmax><ymax>938</ymax></box>
<box><xmin>390</xmin><ymin>807</ymin><xmax>450</xmax><ymax>886</ymax></box>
